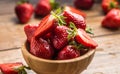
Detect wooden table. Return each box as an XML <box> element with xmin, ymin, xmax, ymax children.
<box><xmin>0</xmin><ymin>0</ymin><xmax>120</xmax><ymax>74</ymax></box>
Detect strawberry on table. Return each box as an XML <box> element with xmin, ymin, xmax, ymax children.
<box><xmin>15</xmin><ymin>0</ymin><xmax>34</xmax><ymax>24</ymax></box>
<box><xmin>102</xmin><ymin>9</ymin><xmax>120</xmax><ymax>29</ymax></box>
<box><xmin>101</xmin><ymin>0</ymin><xmax>118</xmax><ymax>14</ymax></box>
<box><xmin>0</xmin><ymin>62</ymin><xmax>30</xmax><ymax>74</ymax></box>
<box><xmin>57</xmin><ymin>45</ymin><xmax>80</xmax><ymax>60</ymax></box>
<box><xmin>35</xmin><ymin>0</ymin><xmax>59</xmax><ymax>17</ymax></box>
<box><xmin>63</xmin><ymin>10</ymin><xmax>86</xmax><ymax>29</ymax></box>
<box><xmin>74</xmin><ymin>0</ymin><xmax>94</xmax><ymax>10</ymax></box>
<box><xmin>35</xmin><ymin>0</ymin><xmax>51</xmax><ymax>17</ymax></box>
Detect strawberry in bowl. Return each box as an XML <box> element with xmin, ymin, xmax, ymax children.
<box><xmin>22</xmin><ymin>7</ymin><xmax>98</xmax><ymax>74</ymax></box>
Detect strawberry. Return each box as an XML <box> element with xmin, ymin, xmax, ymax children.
<box><xmin>74</xmin><ymin>0</ymin><xmax>94</xmax><ymax>10</ymax></box>
<box><xmin>51</xmin><ymin>26</ymin><xmax>70</xmax><ymax>50</ymax></box>
<box><xmin>102</xmin><ymin>9</ymin><xmax>120</xmax><ymax>29</ymax></box>
<box><xmin>101</xmin><ymin>0</ymin><xmax>118</xmax><ymax>14</ymax></box>
<box><xmin>15</xmin><ymin>0</ymin><xmax>34</xmax><ymax>24</ymax></box>
<box><xmin>57</xmin><ymin>45</ymin><xmax>80</xmax><ymax>60</ymax></box>
<box><xmin>80</xmin><ymin>49</ymin><xmax>89</xmax><ymax>55</ymax></box>
<box><xmin>0</xmin><ymin>62</ymin><xmax>30</xmax><ymax>74</ymax></box>
<box><xmin>35</xmin><ymin>0</ymin><xmax>51</xmax><ymax>17</ymax></box>
<box><xmin>64</xmin><ymin>6</ymin><xmax>86</xmax><ymax>18</ymax></box>
<box><xmin>35</xmin><ymin>0</ymin><xmax>59</xmax><ymax>17</ymax></box>
<box><xmin>30</xmin><ymin>38</ymin><xmax>54</xmax><ymax>59</ymax></box>
<box><xmin>34</xmin><ymin>15</ymin><xmax>57</xmax><ymax>38</ymax></box>
<box><xmin>75</xmin><ymin>28</ymin><xmax>98</xmax><ymax>49</ymax></box>
<box><xmin>63</xmin><ymin>10</ymin><xmax>86</xmax><ymax>30</ymax></box>
<box><xmin>24</xmin><ymin>24</ymin><xmax>39</xmax><ymax>42</ymax></box>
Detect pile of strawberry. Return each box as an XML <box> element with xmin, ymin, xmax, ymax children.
<box><xmin>24</xmin><ymin>6</ymin><xmax>98</xmax><ymax>60</ymax></box>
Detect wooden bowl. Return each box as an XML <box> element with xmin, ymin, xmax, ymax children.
<box><xmin>21</xmin><ymin>42</ymin><xmax>95</xmax><ymax>74</ymax></box>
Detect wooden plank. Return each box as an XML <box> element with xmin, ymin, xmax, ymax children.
<box><xmin>0</xmin><ymin>14</ymin><xmax>40</xmax><ymax>50</ymax></box>
<box><xmin>0</xmin><ymin>34</ymin><xmax>120</xmax><ymax>74</ymax></box>
<box><xmin>82</xmin><ymin>34</ymin><xmax>120</xmax><ymax>74</ymax></box>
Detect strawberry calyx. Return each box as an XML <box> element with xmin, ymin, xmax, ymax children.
<box><xmin>85</xmin><ymin>27</ymin><xmax>94</xmax><ymax>35</ymax></box>
<box><xmin>13</xmin><ymin>65</ymin><xmax>31</xmax><ymax>74</ymax></box>
<box><xmin>67</xmin><ymin>22</ymin><xmax>94</xmax><ymax>41</ymax></box>
<box><xmin>67</xmin><ymin>22</ymin><xmax>77</xmax><ymax>41</ymax></box>
<box><xmin>109</xmin><ymin>2</ymin><xmax>116</xmax><ymax>9</ymax></box>
<box><xmin>67</xmin><ymin>22</ymin><xmax>97</xmax><ymax>49</ymax></box>
<box><xmin>17</xmin><ymin>0</ymin><xmax>29</xmax><ymax>5</ymax></box>
<box><xmin>50</xmin><ymin>0</ymin><xmax>59</xmax><ymax>10</ymax></box>
<box><xmin>69</xmin><ymin>40</ymin><xmax>88</xmax><ymax>50</ymax></box>
<box><xmin>51</xmin><ymin>8</ymin><xmax>66</xmax><ymax>26</ymax></box>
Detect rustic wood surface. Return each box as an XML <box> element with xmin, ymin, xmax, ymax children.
<box><xmin>0</xmin><ymin>0</ymin><xmax>120</xmax><ymax>74</ymax></box>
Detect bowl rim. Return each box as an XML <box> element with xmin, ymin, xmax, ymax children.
<box><xmin>22</xmin><ymin>41</ymin><xmax>95</xmax><ymax>63</ymax></box>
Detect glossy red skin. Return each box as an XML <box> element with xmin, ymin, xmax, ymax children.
<box><xmin>102</xmin><ymin>9</ymin><xmax>120</xmax><ymax>29</ymax></box>
<box><xmin>102</xmin><ymin>0</ymin><xmax>118</xmax><ymax>14</ymax></box>
<box><xmin>74</xmin><ymin>0</ymin><xmax>94</xmax><ymax>10</ymax></box>
<box><xmin>0</xmin><ymin>63</ymin><xmax>23</xmax><ymax>74</ymax></box>
<box><xmin>75</xmin><ymin>28</ymin><xmax>98</xmax><ymax>49</ymax></box>
<box><xmin>15</xmin><ymin>3</ymin><xmax>34</xmax><ymax>24</ymax></box>
<box><xmin>30</xmin><ymin>38</ymin><xmax>54</xmax><ymax>59</ymax></box>
<box><xmin>51</xmin><ymin>26</ymin><xmax>70</xmax><ymax>50</ymax></box>
<box><xmin>34</xmin><ymin>15</ymin><xmax>57</xmax><ymax>38</ymax></box>
<box><xmin>24</xmin><ymin>24</ymin><xmax>39</xmax><ymax>42</ymax></box>
<box><xmin>35</xmin><ymin>0</ymin><xmax>51</xmax><ymax>17</ymax></box>
<box><xmin>80</xmin><ymin>49</ymin><xmax>89</xmax><ymax>55</ymax></box>
<box><xmin>64</xmin><ymin>6</ymin><xmax>86</xmax><ymax>18</ymax></box>
<box><xmin>63</xmin><ymin>10</ymin><xmax>86</xmax><ymax>30</ymax></box>
<box><xmin>57</xmin><ymin>45</ymin><xmax>80</xmax><ymax>60</ymax></box>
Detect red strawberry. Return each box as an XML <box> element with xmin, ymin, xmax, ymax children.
<box><xmin>75</xmin><ymin>28</ymin><xmax>98</xmax><ymax>49</ymax></box>
<box><xmin>34</xmin><ymin>15</ymin><xmax>57</xmax><ymax>38</ymax></box>
<box><xmin>63</xmin><ymin>10</ymin><xmax>86</xmax><ymax>30</ymax></box>
<box><xmin>15</xmin><ymin>1</ymin><xmax>34</xmax><ymax>24</ymax></box>
<box><xmin>101</xmin><ymin>0</ymin><xmax>118</xmax><ymax>14</ymax></box>
<box><xmin>57</xmin><ymin>45</ymin><xmax>80</xmax><ymax>60</ymax></box>
<box><xmin>35</xmin><ymin>0</ymin><xmax>51</xmax><ymax>17</ymax></box>
<box><xmin>30</xmin><ymin>38</ymin><xmax>54</xmax><ymax>59</ymax></box>
<box><xmin>64</xmin><ymin>6</ymin><xmax>86</xmax><ymax>18</ymax></box>
<box><xmin>51</xmin><ymin>26</ymin><xmax>70</xmax><ymax>50</ymax></box>
<box><xmin>35</xmin><ymin>0</ymin><xmax>59</xmax><ymax>17</ymax></box>
<box><xmin>0</xmin><ymin>63</ymin><xmax>29</xmax><ymax>74</ymax></box>
<box><xmin>43</xmin><ymin>32</ymin><xmax>52</xmax><ymax>40</ymax></box>
<box><xmin>102</xmin><ymin>9</ymin><xmax>120</xmax><ymax>29</ymax></box>
<box><xmin>24</xmin><ymin>24</ymin><xmax>39</xmax><ymax>42</ymax></box>
<box><xmin>80</xmin><ymin>49</ymin><xmax>89</xmax><ymax>55</ymax></box>
<box><xmin>74</xmin><ymin>0</ymin><xmax>94</xmax><ymax>10</ymax></box>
